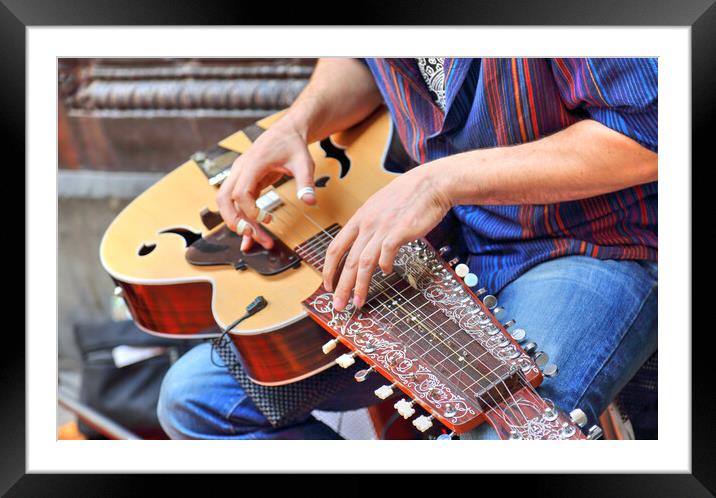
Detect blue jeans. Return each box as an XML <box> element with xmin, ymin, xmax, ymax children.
<box><xmin>157</xmin><ymin>256</ymin><xmax>658</xmax><ymax>439</ymax></box>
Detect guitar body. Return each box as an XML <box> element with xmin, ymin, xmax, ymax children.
<box><xmin>100</xmin><ymin>109</ymin><xmax>399</xmax><ymax>385</ymax></box>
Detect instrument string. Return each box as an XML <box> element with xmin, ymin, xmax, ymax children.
<box><xmin>251</xmin><ymin>186</ymin><xmax>531</xmax><ymax>425</ymax></box>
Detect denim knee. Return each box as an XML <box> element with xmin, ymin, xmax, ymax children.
<box><xmin>157</xmin><ymin>342</ymin><xmax>252</xmax><ymax>439</ymax></box>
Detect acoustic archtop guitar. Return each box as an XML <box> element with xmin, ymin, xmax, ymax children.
<box><xmin>101</xmin><ymin>109</ymin><xmax>602</xmax><ymax>440</ymax></box>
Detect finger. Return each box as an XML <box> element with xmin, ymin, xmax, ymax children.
<box><xmin>240</xmin><ymin>234</ymin><xmax>253</xmax><ymax>252</ymax></box>
<box><xmin>289</xmin><ymin>150</ymin><xmax>317</xmax><ymax>205</ymax></box>
<box><xmin>333</xmin><ymin>233</ymin><xmax>372</xmax><ymax>312</ymax></box>
<box><xmin>378</xmin><ymin>233</ymin><xmax>405</xmax><ymax>275</ymax></box>
<box><xmin>236</xmin><ymin>216</ymin><xmax>274</xmax><ymax>250</ymax></box>
<box><xmin>351</xmin><ymin>236</ymin><xmax>382</xmax><ymax>309</ymax></box>
<box><xmin>217</xmin><ymin>183</ymin><xmax>240</xmax><ymax>231</ymax></box>
<box><xmin>232</xmin><ymin>169</ymin><xmax>261</xmax><ymax>222</ymax></box>
<box><xmin>216</xmin><ymin>158</ymin><xmax>243</xmax><ymax>229</ymax></box>
<box><xmin>322</xmin><ymin>222</ymin><xmax>359</xmax><ymax>292</ymax></box>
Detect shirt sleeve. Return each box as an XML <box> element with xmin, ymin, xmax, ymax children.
<box><xmin>550</xmin><ymin>58</ymin><xmax>658</xmax><ymax>152</ymax></box>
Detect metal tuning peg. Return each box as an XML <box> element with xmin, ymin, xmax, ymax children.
<box><xmin>412</xmin><ymin>415</ymin><xmax>434</xmax><ymax>432</ymax></box>
<box><xmin>448</xmin><ymin>257</ymin><xmax>459</xmax><ymax>267</ymax></box>
<box><xmin>322</xmin><ymin>338</ymin><xmax>339</xmax><ymax>354</ymax></box>
<box><xmin>502</xmin><ymin>319</ymin><xmax>516</xmax><ymax>329</ymax></box>
<box><xmin>587</xmin><ymin>425</ymin><xmax>604</xmax><ymax>440</ymax></box>
<box><xmin>510</xmin><ymin>328</ymin><xmax>526</xmax><ymax>342</ymax></box>
<box><xmin>533</xmin><ymin>351</ymin><xmax>549</xmax><ymax>368</ymax></box>
<box><xmin>523</xmin><ymin>341</ymin><xmax>538</xmax><ymax>356</ymax></box>
<box><xmin>113</xmin><ymin>286</ymin><xmax>124</xmax><ymax>297</ymax></box>
<box><xmin>438</xmin><ymin>245</ymin><xmax>452</xmax><ymax>256</ymax></box>
<box><xmin>335</xmin><ymin>351</ymin><xmax>357</xmax><ymax>368</ymax></box>
<box><xmin>354</xmin><ymin>366</ymin><xmax>374</xmax><ymax>382</ymax></box>
<box><xmin>542</xmin><ymin>363</ymin><xmax>559</xmax><ymax>378</ymax></box>
<box><xmin>474</xmin><ymin>287</ymin><xmax>488</xmax><ymax>297</ymax></box>
<box><xmin>560</xmin><ymin>422</ymin><xmax>577</xmax><ymax>439</ymax></box>
<box><xmin>374</xmin><ymin>383</ymin><xmax>395</xmax><ymax>400</ymax></box>
<box><xmin>569</xmin><ymin>408</ymin><xmax>588</xmax><ymax>428</ymax></box>
<box><xmin>482</xmin><ymin>294</ymin><xmax>498</xmax><ymax>310</ymax></box>
<box><xmin>437</xmin><ymin>431</ymin><xmax>455</xmax><ymax>440</ymax></box>
<box><xmin>394</xmin><ymin>398</ymin><xmax>416</xmax><ymax>419</ymax></box>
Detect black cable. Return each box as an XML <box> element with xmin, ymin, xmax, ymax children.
<box><xmin>210</xmin><ymin>296</ymin><xmax>268</xmax><ymax>368</ymax></box>
<box><xmin>379</xmin><ymin>410</ymin><xmax>402</xmax><ymax>440</ymax></box>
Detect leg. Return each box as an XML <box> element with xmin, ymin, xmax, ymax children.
<box><xmin>157</xmin><ymin>342</ymin><xmax>342</xmax><ymax>439</ymax></box>
<box><xmin>157</xmin><ymin>342</ymin><xmax>388</xmax><ymax>439</ymax></box>
<box><xmin>462</xmin><ymin>256</ymin><xmax>657</xmax><ymax>440</ymax></box>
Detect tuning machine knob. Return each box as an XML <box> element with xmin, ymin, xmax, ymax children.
<box><xmin>322</xmin><ymin>338</ymin><xmax>339</xmax><ymax>354</ymax></box>
<box><xmin>354</xmin><ymin>366</ymin><xmax>374</xmax><ymax>382</ymax></box>
<box><xmin>587</xmin><ymin>425</ymin><xmax>604</xmax><ymax>440</ymax></box>
<box><xmin>533</xmin><ymin>351</ymin><xmax>549</xmax><ymax>368</ymax></box>
<box><xmin>569</xmin><ymin>408</ymin><xmax>588</xmax><ymax>428</ymax></box>
<box><xmin>374</xmin><ymin>384</ymin><xmax>395</xmax><ymax>400</ymax></box>
<box><xmin>523</xmin><ymin>341</ymin><xmax>538</xmax><ymax>356</ymax></box>
<box><xmin>455</xmin><ymin>263</ymin><xmax>469</xmax><ymax>277</ymax></box>
<box><xmin>437</xmin><ymin>431</ymin><xmax>455</xmax><ymax>440</ymax></box>
<box><xmin>394</xmin><ymin>398</ymin><xmax>416</xmax><ymax>419</ymax></box>
<box><xmin>335</xmin><ymin>352</ymin><xmax>357</xmax><ymax>368</ymax></box>
<box><xmin>412</xmin><ymin>415</ymin><xmax>434</xmax><ymax>432</ymax></box>
<box><xmin>542</xmin><ymin>363</ymin><xmax>559</xmax><ymax>378</ymax></box>
<box><xmin>482</xmin><ymin>294</ymin><xmax>498</xmax><ymax>310</ymax></box>
<box><xmin>510</xmin><ymin>328</ymin><xmax>526</xmax><ymax>342</ymax></box>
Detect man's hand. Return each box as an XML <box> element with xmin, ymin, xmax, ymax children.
<box><xmin>216</xmin><ymin>121</ymin><xmax>316</xmax><ymax>252</ymax></box>
<box><xmin>215</xmin><ymin>58</ymin><xmax>382</xmax><ymax>251</ymax></box>
<box><xmin>322</xmin><ymin>164</ymin><xmax>452</xmax><ymax>311</ymax></box>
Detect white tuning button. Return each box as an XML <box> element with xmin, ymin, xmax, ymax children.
<box><xmin>374</xmin><ymin>384</ymin><xmax>395</xmax><ymax>400</ymax></box>
<box><xmin>569</xmin><ymin>408</ymin><xmax>588</xmax><ymax>428</ymax></box>
<box><xmin>464</xmin><ymin>273</ymin><xmax>478</xmax><ymax>288</ymax></box>
<box><xmin>335</xmin><ymin>352</ymin><xmax>356</xmax><ymax>368</ymax></box>
<box><xmin>394</xmin><ymin>398</ymin><xmax>416</xmax><ymax>419</ymax></box>
<box><xmin>322</xmin><ymin>338</ymin><xmax>339</xmax><ymax>354</ymax></box>
<box><xmin>412</xmin><ymin>415</ymin><xmax>434</xmax><ymax>432</ymax></box>
<box><xmin>455</xmin><ymin>263</ymin><xmax>469</xmax><ymax>278</ymax></box>
<box><xmin>113</xmin><ymin>286</ymin><xmax>124</xmax><ymax>297</ymax></box>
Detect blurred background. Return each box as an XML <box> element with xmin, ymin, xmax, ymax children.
<box><xmin>57</xmin><ymin>57</ymin><xmax>656</xmax><ymax>441</ymax></box>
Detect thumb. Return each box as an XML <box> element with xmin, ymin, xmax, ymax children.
<box><xmin>291</xmin><ymin>151</ymin><xmax>317</xmax><ymax>205</ymax></box>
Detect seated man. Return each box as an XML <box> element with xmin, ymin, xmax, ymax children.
<box><xmin>158</xmin><ymin>58</ymin><xmax>658</xmax><ymax>439</ymax></box>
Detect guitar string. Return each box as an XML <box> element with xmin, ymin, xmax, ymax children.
<box><xmin>361</xmin><ymin>270</ymin><xmax>529</xmax><ymax>424</ymax></box>
<box><xmin>269</xmin><ymin>196</ymin><xmax>529</xmax><ymax>425</ymax></box>
<box><xmin>259</xmin><ymin>189</ymin><xmax>531</xmax><ymax>425</ymax></box>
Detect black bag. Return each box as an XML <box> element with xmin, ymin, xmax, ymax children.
<box><xmin>73</xmin><ymin>320</ymin><xmax>203</xmax><ymax>439</ymax></box>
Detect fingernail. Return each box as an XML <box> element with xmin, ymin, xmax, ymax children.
<box><xmin>296</xmin><ymin>187</ymin><xmax>315</xmax><ymax>202</ymax></box>
<box><xmin>353</xmin><ymin>295</ymin><xmax>364</xmax><ymax>309</ymax></box>
<box><xmin>333</xmin><ymin>296</ymin><xmax>345</xmax><ymax>311</ymax></box>
<box><xmin>241</xmin><ymin>235</ymin><xmax>250</xmax><ymax>252</ymax></box>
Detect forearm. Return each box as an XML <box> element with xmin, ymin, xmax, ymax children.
<box><xmin>278</xmin><ymin>58</ymin><xmax>382</xmax><ymax>142</ymax></box>
<box><xmin>432</xmin><ymin>119</ymin><xmax>658</xmax><ymax>207</ymax></box>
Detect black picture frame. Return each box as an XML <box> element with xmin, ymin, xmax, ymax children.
<box><xmin>5</xmin><ymin>0</ymin><xmax>711</xmax><ymax>494</ymax></box>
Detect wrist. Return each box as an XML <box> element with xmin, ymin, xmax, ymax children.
<box><xmin>422</xmin><ymin>159</ymin><xmax>465</xmax><ymax>209</ymax></box>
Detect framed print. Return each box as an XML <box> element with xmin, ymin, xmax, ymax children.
<box><xmin>5</xmin><ymin>0</ymin><xmax>713</xmax><ymax>494</ymax></box>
